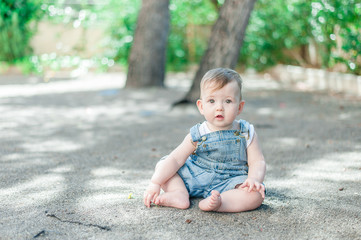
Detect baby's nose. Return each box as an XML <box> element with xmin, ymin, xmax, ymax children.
<box><xmin>216</xmin><ymin>103</ymin><xmax>224</xmax><ymax>111</ymax></box>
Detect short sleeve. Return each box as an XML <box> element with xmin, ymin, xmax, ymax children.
<box><xmin>237</xmin><ymin>119</ymin><xmax>254</xmax><ymax>148</ymax></box>
<box><xmin>246</xmin><ymin>124</ymin><xmax>255</xmax><ymax>148</ymax></box>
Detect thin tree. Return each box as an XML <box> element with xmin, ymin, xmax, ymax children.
<box><xmin>126</xmin><ymin>0</ymin><xmax>170</xmax><ymax>88</ymax></box>
<box><xmin>177</xmin><ymin>0</ymin><xmax>257</xmax><ymax>104</ymax></box>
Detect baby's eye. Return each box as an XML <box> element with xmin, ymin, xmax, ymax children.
<box><xmin>208</xmin><ymin>99</ymin><xmax>215</xmax><ymax>103</ymax></box>
<box><xmin>225</xmin><ymin>99</ymin><xmax>232</xmax><ymax>103</ymax></box>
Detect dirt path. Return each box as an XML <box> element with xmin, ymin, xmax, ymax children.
<box><xmin>0</xmin><ymin>72</ymin><xmax>360</xmax><ymax>239</ymax></box>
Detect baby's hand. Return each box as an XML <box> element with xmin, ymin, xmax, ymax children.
<box><xmin>143</xmin><ymin>182</ymin><xmax>161</xmax><ymax>208</ymax></box>
<box><xmin>240</xmin><ymin>178</ymin><xmax>265</xmax><ymax>199</ymax></box>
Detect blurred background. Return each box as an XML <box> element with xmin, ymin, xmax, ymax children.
<box><xmin>0</xmin><ymin>0</ymin><xmax>360</xmax><ymax>78</ymax></box>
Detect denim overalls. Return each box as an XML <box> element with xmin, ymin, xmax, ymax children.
<box><xmin>177</xmin><ymin>120</ymin><xmax>250</xmax><ymax>198</ymax></box>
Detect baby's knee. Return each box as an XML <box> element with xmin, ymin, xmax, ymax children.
<box><xmin>236</xmin><ymin>188</ymin><xmax>264</xmax><ymax>210</ymax></box>
<box><xmin>155</xmin><ymin>159</ymin><xmax>165</xmax><ymax>170</ymax></box>
<box><xmin>155</xmin><ymin>155</ymin><xmax>168</xmax><ymax>169</ymax></box>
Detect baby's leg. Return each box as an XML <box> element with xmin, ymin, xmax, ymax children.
<box><xmin>199</xmin><ymin>187</ymin><xmax>263</xmax><ymax>212</ymax></box>
<box><xmin>154</xmin><ymin>173</ymin><xmax>190</xmax><ymax>209</ymax></box>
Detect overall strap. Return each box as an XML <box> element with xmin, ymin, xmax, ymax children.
<box><xmin>239</xmin><ymin>119</ymin><xmax>250</xmax><ymax>139</ymax></box>
<box><xmin>190</xmin><ymin>123</ymin><xmax>202</xmax><ymax>142</ymax></box>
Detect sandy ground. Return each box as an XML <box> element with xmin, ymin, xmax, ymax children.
<box><xmin>0</xmin><ymin>72</ymin><xmax>360</xmax><ymax>240</ymax></box>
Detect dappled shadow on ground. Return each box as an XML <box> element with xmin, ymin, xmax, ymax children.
<box><xmin>0</xmin><ymin>75</ymin><xmax>360</xmax><ymax>239</ymax></box>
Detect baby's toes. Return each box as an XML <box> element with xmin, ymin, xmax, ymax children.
<box><xmin>211</xmin><ymin>191</ymin><xmax>220</xmax><ymax>201</ymax></box>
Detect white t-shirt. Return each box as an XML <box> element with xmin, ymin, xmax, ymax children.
<box><xmin>198</xmin><ymin>120</ymin><xmax>255</xmax><ymax>148</ymax></box>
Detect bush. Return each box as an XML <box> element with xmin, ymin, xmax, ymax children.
<box><xmin>240</xmin><ymin>0</ymin><xmax>361</xmax><ymax>75</ymax></box>
<box><xmin>0</xmin><ymin>0</ymin><xmax>44</xmax><ymax>62</ymax></box>
<box><xmin>2</xmin><ymin>0</ymin><xmax>359</xmax><ymax>75</ymax></box>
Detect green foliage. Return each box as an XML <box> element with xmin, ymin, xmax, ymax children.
<box><xmin>2</xmin><ymin>0</ymin><xmax>360</xmax><ymax>75</ymax></box>
<box><xmin>102</xmin><ymin>0</ymin><xmax>360</xmax><ymax>74</ymax></box>
<box><xmin>99</xmin><ymin>0</ymin><xmax>141</xmax><ymax>65</ymax></box>
<box><xmin>101</xmin><ymin>0</ymin><xmax>217</xmax><ymax>71</ymax></box>
<box><xmin>167</xmin><ymin>0</ymin><xmax>218</xmax><ymax>71</ymax></box>
<box><xmin>240</xmin><ymin>0</ymin><xmax>361</xmax><ymax>74</ymax></box>
<box><xmin>0</xmin><ymin>0</ymin><xmax>44</xmax><ymax>62</ymax></box>
<box><xmin>239</xmin><ymin>0</ymin><xmax>310</xmax><ymax>70</ymax></box>
<box><xmin>33</xmin><ymin>0</ymin><xmax>217</xmax><ymax>72</ymax></box>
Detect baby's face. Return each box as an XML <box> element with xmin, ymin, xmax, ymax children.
<box><xmin>197</xmin><ymin>81</ymin><xmax>244</xmax><ymax>131</ymax></box>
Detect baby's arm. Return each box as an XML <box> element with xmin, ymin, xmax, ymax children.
<box><xmin>240</xmin><ymin>132</ymin><xmax>266</xmax><ymax>198</ymax></box>
<box><xmin>144</xmin><ymin>133</ymin><xmax>196</xmax><ymax>207</ymax></box>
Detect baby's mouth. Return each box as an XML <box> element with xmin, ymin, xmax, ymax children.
<box><xmin>216</xmin><ymin>115</ymin><xmax>224</xmax><ymax>119</ymax></box>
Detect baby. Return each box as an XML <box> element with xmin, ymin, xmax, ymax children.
<box><xmin>144</xmin><ymin>68</ymin><xmax>266</xmax><ymax>212</ymax></box>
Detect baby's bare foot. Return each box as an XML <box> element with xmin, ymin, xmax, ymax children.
<box><xmin>199</xmin><ymin>190</ymin><xmax>222</xmax><ymax>211</ymax></box>
<box><xmin>154</xmin><ymin>191</ymin><xmax>190</xmax><ymax>209</ymax></box>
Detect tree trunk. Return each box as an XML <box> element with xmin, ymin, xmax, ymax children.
<box><xmin>180</xmin><ymin>0</ymin><xmax>256</xmax><ymax>103</ymax></box>
<box><xmin>126</xmin><ymin>0</ymin><xmax>170</xmax><ymax>88</ymax></box>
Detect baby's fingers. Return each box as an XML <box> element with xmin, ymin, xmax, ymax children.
<box><xmin>152</xmin><ymin>193</ymin><xmax>159</xmax><ymax>204</ymax></box>
<box><xmin>260</xmin><ymin>185</ymin><xmax>266</xmax><ymax>199</ymax></box>
<box><xmin>239</xmin><ymin>181</ymin><xmax>249</xmax><ymax>189</ymax></box>
<box><xmin>144</xmin><ymin>193</ymin><xmax>154</xmax><ymax>208</ymax></box>
<box><xmin>259</xmin><ymin>189</ymin><xmax>265</xmax><ymax>199</ymax></box>
<box><xmin>256</xmin><ymin>184</ymin><xmax>265</xmax><ymax>199</ymax></box>
<box><xmin>247</xmin><ymin>182</ymin><xmax>255</xmax><ymax>193</ymax></box>
<box><xmin>254</xmin><ymin>182</ymin><xmax>261</xmax><ymax>191</ymax></box>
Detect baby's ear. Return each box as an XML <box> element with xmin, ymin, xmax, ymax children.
<box><xmin>238</xmin><ymin>100</ymin><xmax>245</xmax><ymax>114</ymax></box>
<box><xmin>196</xmin><ymin>99</ymin><xmax>204</xmax><ymax>115</ymax></box>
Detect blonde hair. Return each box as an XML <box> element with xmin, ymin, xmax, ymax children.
<box><xmin>200</xmin><ymin>68</ymin><xmax>243</xmax><ymax>99</ymax></box>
